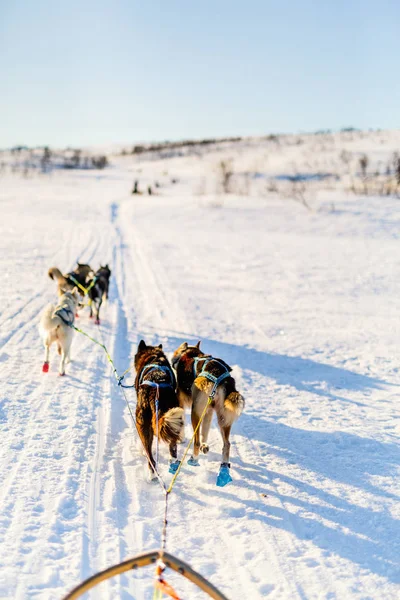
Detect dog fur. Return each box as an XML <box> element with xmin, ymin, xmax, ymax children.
<box><xmin>171</xmin><ymin>341</ymin><xmax>244</xmax><ymax>466</ymax></box>
<box><xmin>87</xmin><ymin>264</ymin><xmax>111</xmax><ymax>324</ymax></box>
<box><xmin>48</xmin><ymin>263</ymin><xmax>92</xmax><ymax>297</ymax></box>
<box><xmin>134</xmin><ymin>340</ymin><xmax>184</xmax><ymax>477</ymax></box>
<box><xmin>39</xmin><ymin>290</ymin><xmax>79</xmax><ymax>375</ymax></box>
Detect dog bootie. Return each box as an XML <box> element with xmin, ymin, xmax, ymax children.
<box><xmin>188</xmin><ymin>456</ymin><xmax>200</xmax><ymax>467</ymax></box>
<box><xmin>216</xmin><ymin>463</ymin><xmax>232</xmax><ymax>487</ymax></box>
<box><xmin>42</xmin><ymin>362</ymin><xmax>49</xmax><ymax>373</ymax></box>
<box><xmin>169</xmin><ymin>460</ymin><xmax>180</xmax><ymax>474</ymax></box>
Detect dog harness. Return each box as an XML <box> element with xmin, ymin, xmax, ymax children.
<box><xmin>68</xmin><ymin>274</ymin><xmax>97</xmax><ymax>296</ymax></box>
<box><xmin>54</xmin><ymin>304</ymin><xmax>75</xmax><ymax>327</ymax></box>
<box><xmin>139</xmin><ymin>363</ymin><xmax>175</xmax><ymax>388</ymax></box>
<box><xmin>192</xmin><ymin>356</ymin><xmax>231</xmax><ymax>398</ymax></box>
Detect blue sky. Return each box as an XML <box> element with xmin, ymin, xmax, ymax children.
<box><xmin>0</xmin><ymin>0</ymin><xmax>399</xmax><ymax>147</ymax></box>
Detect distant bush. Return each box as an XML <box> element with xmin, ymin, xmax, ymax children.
<box><xmin>130</xmin><ymin>136</ymin><xmax>242</xmax><ymax>156</ymax></box>
<box><xmin>359</xmin><ymin>154</ymin><xmax>369</xmax><ymax>177</ymax></box>
<box><xmin>91</xmin><ymin>155</ymin><xmax>108</xmax><ymax>169</ymax></box>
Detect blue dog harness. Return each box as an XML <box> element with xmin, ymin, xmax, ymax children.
<box><xmin>54</xmin><ymin>304</ymin><xmax>75</xmax><ymax>327</ymax></box>
<box><xmin>192</xmin><ymin>356</ymin><xmax>231</xmax><ymax>398</ymax></box>
<box><xmin>139</xmin><ymin>363</ymin><xmax>175</xmax><ymax>388</ymax></box>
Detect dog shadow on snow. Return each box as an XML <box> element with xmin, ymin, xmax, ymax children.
<box><xmin>206</xmin><ymin>428</ymin><xmax>400</xmax><ymax>583</ymax></box>
<box><xmin>161</xmin><ymin>335</ymin><xmax>400</xmax><ymax>583</ymax></box>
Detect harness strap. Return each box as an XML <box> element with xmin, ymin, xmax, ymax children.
<box><xmin>54</xmin><ymin>306</ymin><xmax>75</xmax><ymax>327</ymax></box>
<box><xmin>141</xmin><ymin>381</ymin><xmax>173</xmax><ymax>388</ymax></box>
<box><xmin>85</xmin><ymin>275</ymin><xmax>98</xmax><ymax>294</ymax></box>
<box><xmin>67</xmin><ymin>274</ymin><xmax>88</xmax><ymax>295</ymax></box>
<box><xmin>193</xmin><ymin>356</ymin><xmax>231</xmax><ymax>397</ymax></box>
<box><xmin>139</xmin><ymin>363</ymin><xmax>174</xmax><ymax>388</ymax></box>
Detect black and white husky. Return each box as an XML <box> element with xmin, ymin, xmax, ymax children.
<box><xmin>87</xmin><ymin>265</ymin><xmax>111</xmax><ymax>324</ymax></box>
<box><xmin>39</xmin><ymin>290</ymin><xmax>78</xmax><ymax>375</ymax></box>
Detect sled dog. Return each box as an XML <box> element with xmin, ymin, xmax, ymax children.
<box><xmin>48</xmin><ymin>263</ymin><xmax>92</xmax><ymax>297</ymax></box>
<box><xmin>134</xmin><ymin>340</ymin><xmax>184</xmax><ymax>478</ymax></box>
<box><xmin>171</xmin><ymin>341</ymin><xmax>244</xmax><ymax>469</ymax></box>
<box><xmin>87</xmin><ymin>264</ymin><xmax>111</xmax><ymax>324</ymax></box>
<box><xmin>39</xmin><ymin>290</ymin><xmax>79</xmax><ymax>375</ymax></box>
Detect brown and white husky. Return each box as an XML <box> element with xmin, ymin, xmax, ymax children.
<box><xmin>48</xmin><ymin>263</ymin><xmax>92</xmax><ymax>298</ymax></box>
<box><xmin>171</xmin><ymin>341</ymin><xmax>244</xmax><ymax>474</ymax></box>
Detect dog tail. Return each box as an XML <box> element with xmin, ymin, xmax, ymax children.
<box><xmin>48</xmin><ymin>267</ymin><xmax>67</xmax><ymax>285</ymax></box>
<box><xmin>224</xmin><ymin>392</ymin><xmax>245</xmax><ymax>417</ymax></box>
<box><xmin>158</xmin><ymin>407</ymin><xmax>185</xmax><ymax>445</ymax></box>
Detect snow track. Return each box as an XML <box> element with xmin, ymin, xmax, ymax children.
<box><xmin>0</xmin><ymin>166</ymin><xmax>399</xmax><ymax>600</ymax></box>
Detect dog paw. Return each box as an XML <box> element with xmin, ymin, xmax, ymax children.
<box><xmin>200</xmin><ymin>444</ymin><xmax>209</xmax><ymax>454</ymax></box>
<box><xmin>147</xmin><ymin>470</ymin><xmax>158</xmax><ymax>483</ymax></box>
<box><xmin>169</xmin><ymin>460</ymin><xmax>180</xmax><ymax>474</ymax></box>
<box><xmin>58</xmin><ymin>372</ymin><xmax>65</xmax><ymax>377</ymax></box>
<box><xmin>42</xmin><ymin>362</ymin><xmax>49</xmax><ymax>373</ymax></box>
<box><xmin>95</xmin><ymin>319</ymin><xmax>100</xmax><ymax>325</ymax></box>
<box><xmin>216</xmin><ymin>464</ymin><xmax>232</xmax><ymax>487</ymax></box>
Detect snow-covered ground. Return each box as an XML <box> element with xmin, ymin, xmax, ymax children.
<box><xmin>0</xmin><ymin>135</ymin><xmax>399</xmax><ymax>600</ymax></box>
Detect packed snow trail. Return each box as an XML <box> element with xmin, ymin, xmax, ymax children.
<box><xmin>0</xmin><ymin>160</ymin><xmax>399</xmax><ymax>600</ymax></box>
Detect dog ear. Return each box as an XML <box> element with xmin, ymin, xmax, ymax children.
<box><xmin>196</xmin><ymin>341</ymin><xmax>201</xmax><ymax>349</ymax></box>
<box><xmin>158</xmin><ymin>343</ymin><xmax>163</xmax><ymax>349</ymax></box>
<box><xmin>182</xmin><ymin>342</ymin><xmax>188</xmax><ymax>350</ymax></box>
<box><xmin>138</xmin><ymin>340</ymin><xmax>146</xmax><ymax>350</ymax></box>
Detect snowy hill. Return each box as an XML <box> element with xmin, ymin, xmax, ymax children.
<box><xmin>0</xmin><ymin>130</ymin><xmax>399</xmax><ymax>599</ymax></box>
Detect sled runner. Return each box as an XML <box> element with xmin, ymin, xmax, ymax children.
<box><xmin>62</xmin><ymin>550</ymin><xmax>229</xmax><ymax>600</ymax></box>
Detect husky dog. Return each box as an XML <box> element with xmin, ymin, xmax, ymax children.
<box><xmin>48</xmin><ymin>263</ymin><xmax>92</xmax><ymax>297</ymax></box>
<box><xmin>171</xmin><ymin>342</ymin><xmax>244</xmax><ymax>473</ymax></box>
<box><xmin>39</xmin><ymin>290</ymin><xmax>79</xmax><ymax>375</ymax></box>
<box><xmin>134</xmin><ymin>340</ymin><xmax>184</xmax><ymax>478</ymax></box>
<box><xmin>87</xmin><ymin>265</ymin><xmax>111</xmax><ymax>324</ymax></box>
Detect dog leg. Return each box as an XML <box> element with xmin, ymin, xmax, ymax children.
<box><xmin>59</xmin><ymin>350</ymin><xmax>66</xmax><ymax>376</ymax></box>
<box><xmin>188</xmin><ymin>409</ymin><xmax>201</xmax><ymax>466</ymax></box>
<box><xmin>168</xmin><ymin>441</ymin><xmax>181</xmax><ymax>474</ymax></box>
<box><xmin>42</xmin><ymin>343</ymin><xmax>50</xmax><ymax>373</ymax></box>
<box><xmin>215</xmin><ymin>423</ymin><xmax>233</xmax><ymax>486</ymax></box>
<box><xmin>95</xmin><ymin>297</ymin><xmax>102</xmax><ymax>325</ymax></box>
<box><xmin>200</xmin><ymin>407</ymin><xmax>213</xmax><ymax>454</ymax></box>
<box><xmin>220</xmin><ymin>424</ymin><xmax>232</xmax><ymax>464</ymax></box>
<box><xmin>188</xmin><ymin>388</ymin><xmax>207</xmax><ymax>466</ymax></box>
<box><xmin>136</xmin><ymin>408</ymin><xmax>156</xmax><ymax>479</ymax></box>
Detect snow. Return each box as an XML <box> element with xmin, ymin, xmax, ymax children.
<box><xmin>0</xmin><ymin>133</ymin><xmax>399</xmax><ymax>599</ymax></box>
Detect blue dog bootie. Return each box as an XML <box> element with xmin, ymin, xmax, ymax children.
<box><xmin>187</xmin><ymin>456</ymin><xmax>200</xmax><ymax>467</ymax></box>
<box><xmin>169</xmin><ymin>460</ymin><xmax>180</xmax><ymax>474</ymax></box>
<box><xmin>216</xmin><ymin>463</ymin><xmax>232</xmax><ymax>487</ymax></box>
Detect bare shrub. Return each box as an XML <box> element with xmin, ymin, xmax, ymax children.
<box><xmin>289</xmin><ymin>180</ymin><xmax>312</xmax><ymax>211</ymax></box>
<box><xmin>395</xmin><ymin>157</ymin><xmax>400</xmax><ymax>186</ymax></box>
<box><xmin>218</xmin><ymin>159</ymin><xmax>233</xmax><ymax>193</ymax></box>
<box><xmin>359</xmin><ymin>154</ymin><xmax>369</xmax><ymax>177</ymax></box>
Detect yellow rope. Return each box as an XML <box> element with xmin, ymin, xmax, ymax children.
<box><xmin>68</xmin><ymin>275</ymin><xmax>89</xmax><ymax>295</ymax></box>
<box><xmin>152</xmin><ymin>585</ymin><xmax>163</xmax><ymax>600</ymax></box>
<box><xmin>69</xmin><ymin>275</ymin><xmax>96</xmax><ymax>306</ymax></box>
<box><xmin>167</xmin><ymin>396</ymin><xmax>212</xmax><ymax>494</ymax></box>
<box><xmin>71</xmin><ymin>325</ymin><xmax>119</xmax><ymax>381</ymax></box>
<box><xmin>118</xmin><ymin>361</ymin><xmax>135</xmax><ymax>382</ymax></box>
